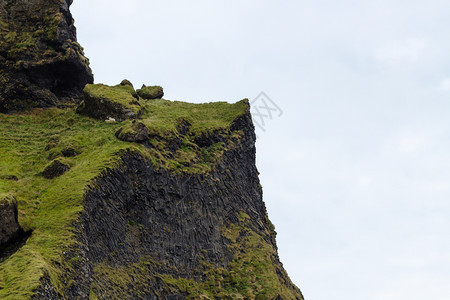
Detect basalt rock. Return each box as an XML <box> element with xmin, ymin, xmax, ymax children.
<box><xmin>0</xmin><ymin>0</ymin><xmax>93</xmax><ymax>112</ymax></box>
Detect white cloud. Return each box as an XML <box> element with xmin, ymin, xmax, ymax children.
<box><xmin>374</xmin><ymin>38</ymin><xmax>427</xmax><ymax>65</ymax></box>
<box><xmin>381</xmin><ymin>135</ymin><xmax>429</xmax><ymax>158</ymax></box>
<box><xmin>419</xmin><ymin>180</ymin><xmax>450</xmax><ymax>194</ymax></box>
<box><xmin>397</xmin><ymin>136</ymin><xmax>429</xmax><ymax>156</ymax></box>
<box><xmin>438</xmin><ymin>77</ymin><xmax>450</xmax><ymax>91</ymax></box>
<box><xmin>356</xmin><ymin>176</ymin><xmax>373</xmax><ymax>190</ymax></box>
<box><xmin>375</xmin><ymin>274</ymin><xmax>450</xmax><ymax>300</ymax></box>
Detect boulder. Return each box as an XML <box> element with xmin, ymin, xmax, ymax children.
<box><xmin>115</xmin><ymin>121</ymin><xmax>149</xmax><ymax>142</ymax></box>
<box><xmin>120</xmin><ymin>79</ymin><xmax>134</xmax><ymax>88</ymax></box>
<box><xmin>0</xmin><ymin>194</ymin><xmax>22</xmax><ymax>247</ymax></box>
<box><xmin>136</xmin><ymin>85</ymin><xmax>164</xmax><ymax>100</ymax></box>
<box><xmin>61</xmin><ymin>147</ymin><xmax>81</xmax><ymax>157</ymax></box>
<box><xmin>77</xmin><ymin>84</ymin><xmax>142</xmax><ymax>121</ymax></box>
<box><xmin>42</xmin><ymin>159</ymin><xmax>70</xmax><ymax>179</ymax></box>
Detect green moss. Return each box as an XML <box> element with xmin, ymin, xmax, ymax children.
<box><xmin>0</xmin><ymin>95</ymin><xmax>249</xmax><ymax>299</ymax></box>
<box><xmin>90</xmin><ymin>256</ymin><xmax>159</xmax><ymax>299</ymax></box>
<box><xmin>0</xmin><ymin>194</ymin><xmax>16</xmax><ymax>206</ymax></box>
<box><xmin>142</xmin><ymin>98</ymin><xmax>248</xmax><ymax>136</ymax></box>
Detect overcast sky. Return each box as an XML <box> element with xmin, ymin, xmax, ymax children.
<box><xmin>72</xmin><ymin>1</ymin><xmax>450</xmax><ymax>299</ymax></box>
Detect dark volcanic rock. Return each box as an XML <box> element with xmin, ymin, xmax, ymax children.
<box><xmin>0</xmin><ymin>194</ymin><xmax>22</xmax><ymax>247</ymax></box>
<box><xmin>0</xmin><ymin>0</ymin><xmax>93</xmax><ymax>112</ymax></box>
<box><xmin>42</xmin><ymin>159</ymin><xmax>70</xmax><ymax>179</ymax></box>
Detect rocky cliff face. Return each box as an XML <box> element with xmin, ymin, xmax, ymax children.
<box><xmin>0</xmin><ymin>0</ymin><xmax>93</xmax><ymax>112</ymax></box>
<box><xmin>0</xmin><ymin>1</ymin><xmax>303</xmax><ymax>299</ymax></box>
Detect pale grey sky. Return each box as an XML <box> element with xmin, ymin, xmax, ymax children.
<box><xmin>72</xmin><ymin>1</ymin><xmax>450</xmax><ymax>299</ymax></box>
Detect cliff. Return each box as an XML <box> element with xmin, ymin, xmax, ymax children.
<box><xmin>0</xmin><ymin>1</ymin><xmax>303</xmax><ymax>299</ymax></box>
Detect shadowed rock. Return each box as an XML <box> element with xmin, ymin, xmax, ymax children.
<box><xmin>0</xmin><ymin>174</ymin><xmax>18</xmax><ymax>181</ymax></box>
<box><xmin>0</xmin><ymin>194</ymin><xmax>22</xmax><ymax>248</ymax></box>
<box><xmin>42</xmin><ymin>159</ymin><xmax>70</xmax><ymax>179</ymax></box>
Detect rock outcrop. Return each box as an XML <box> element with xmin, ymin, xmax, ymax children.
<box><xmin>0</xmin><ymin>194</ymin><xmax>22</xmax><ymax>248</ymax></box>
<box><xmin>0</xmin><ymin>0</ymin><xmax>93</xmax><ymax>112</ymax></box>
<box><xmin>77</xmin><ymin>83</ymin><xmax>142</xmax><ymax>121</ymax></box>
<box><xmin>42</xmin><ymin>159</ymin><xmax>70</xmax><ymax>179</ymax></box>
<box><xmin>115</xmin><ymin>120</ymin><xmax>149</xmax><ymax>142</ymax></box>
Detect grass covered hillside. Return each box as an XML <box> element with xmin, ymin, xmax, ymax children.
<box><xmin>0</xmin><ymin>88</ymin><xmax>250</xmax><ymax>299</ymax></box>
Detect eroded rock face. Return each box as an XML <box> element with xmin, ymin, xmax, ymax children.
<box><xmin>0</xmin><ymin>194</ymin><xmax>22</xmax><ymax>247</ymax></box>
<box><xmin>0</xmin><ymin>0</ymin><xmax>93</xmax><ymax>112</ymax></box>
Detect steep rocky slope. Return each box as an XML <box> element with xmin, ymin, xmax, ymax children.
<box><xmin>0</xmin><ymin>1</ymin><xmax>303</xmax><ymax>299</ymax></box>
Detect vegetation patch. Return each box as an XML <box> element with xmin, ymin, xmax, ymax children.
<box><xmin>90</xmin><ymin>256</ymin><xmax>159</xmax><ymax>299</ymax></box>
